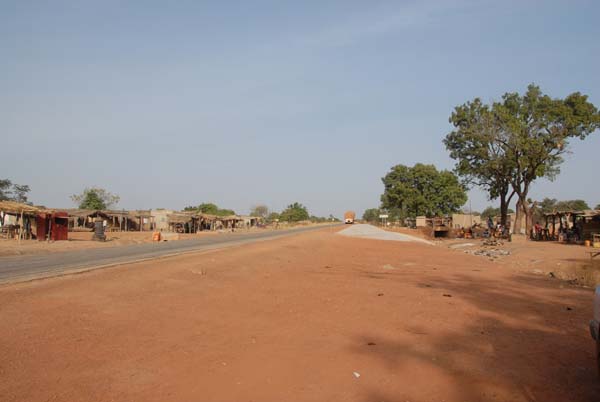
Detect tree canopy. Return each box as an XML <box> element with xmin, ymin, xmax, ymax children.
<box><xmin>71</xmin><ymin>187</ymin><xmax>120</xmax><ymax>209</ymax></box>
<box><xmin>362</xmin><ymin>208</ymin><xmax>381</xmax><ymax>223</ymax></box>
<box><xmin>445</xmin><ymin>98</ymin><xmax>515</xmax><ymax>225</ymax></box>
<box><xmin>184</xmin><ymin>203</ymin><xmax>235</xmax><ymax>216</ymax></box>
<box><xmin>279</xmin><ymin>202</ymin><xmax>309</xmax><ymax>222</ymax></box>
<box><xmin>553</xmin><ymin>199</ymin><xmax>590</xmax><ymax>212</ymax></box>
<box><xmin>250</xmin><ymin>205</ymin><xmax>269</xmax><ymax>218</ymax></box>
<box><xmin>266</xmin><ymin>212</ymin><xmax>280</xmax><ymax>222</ymax></box>
<box><xmin>531</xmin><ymin>198</ymin><xmax>591</xmax><ymax>223</ymax></box>
<box><xmin>71</xmin><ymin>187</ymin><xmax>120</xmax><ymax>210</ymax></box>
<box><xmin>445</xmin><ymin>84</ymin><xmax>600</xmax><ymax>233</ymax></box>
<box><xmin>380</xmin><ymin>163</ymin><xmax>467</xmax><ymax>218</ymax></box>
<box><xmin>0</xmin><ymin>179</ymin><xmax>31</xmax><ymax>203</ymax></box>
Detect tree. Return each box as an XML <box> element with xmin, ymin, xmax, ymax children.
<box><xmin>494</xmin><ymin>84</ymin><xmax>600</xmax><ymax>234</ymax></box>
<box><xmin>537</xmin><ymin>198</ymin><xmax>558</xmax><ymax>214</ymax></box>
<box><xmin>71</xmin><ymin>187</ymin><xmax>120</xmax><ymax>210</ymax></box>
<box><xmin>75</xmin><ymin>191</ymin><xmax>106</xmax><ymax>210</ymax></box>
<box><xmin>198</xmin><ymin>203</ymin><xmax>219</xmax><ymax>215</ymax></box>
<box><xmin>250</xmin><ymin>204</ymin><xmax>269</xmax><ymax>218</ymax></box>
<box><xmin>531</xmin><ymin>198</ymin><xmax>590</xmax><ymax>224</ymax></box>
<box><xmin>596</xmin><ymin>204</ymin><xmax>600</xmax><ymax>210</ymax></box>
<box><xmin>0</xmin><ymin>179</ymin><xmax>31</xmax><ymax>203</ymax></box>
<box><xmin>380</xmin><ymin>163</ymin><xmax>467</xmax><ymax>218</ymax></box>
<box><xmin>554</xmin><ymin>199</ymin><xmax>590</xmax><ymax>211</ymax></box>
<box><xmin>0</xmin><ymin>179</ymin><xmax>12</xmax><ymax>201</ymax></box>
<box><xmin>362</xmin><ymin>208</ymin><xmax>381</xmax><ymax>223</ymax></box>
<box><xmin>266</xmin><ymin>212</ymin><xmax>280</xmax><ymax>222</ymax></box>
<box><xmin>198</xmin><ymin>203</ymin><xmax>235</xmax><ymax>216</ymax></box>
<box><xmin>12</xmin><ymin>184</ymin><xmax>30</xmax><ymax>203</ymax></box>
<box><xmin>445</xmin><ymin>98</ymin><xmax>516</xmax><ymax>226</ymax></box>
<box><xmin>279</xmin><ymin>202</ymin><xmax>309</xmax><ymax>222</ymax></box>
<box><xmin>185</xmin><ymin>203</ymin><xmax>236</xmax><ymax>216</ymax></box>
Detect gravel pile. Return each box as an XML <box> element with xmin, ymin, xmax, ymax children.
<box><xmin>337</xmin><ymin>225</ymin><xmax>433</xmax><ymax>245</ymax></box>
<box><xmin>471</xmin><ymin>249</ymin><xmax>510</xmax><ymax>258</ymax></box>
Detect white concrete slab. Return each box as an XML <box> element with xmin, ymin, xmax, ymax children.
<box><xmin>337</xmin><ymin>224</ymin><xmax>433</xmax><ymax>245</ymax></box>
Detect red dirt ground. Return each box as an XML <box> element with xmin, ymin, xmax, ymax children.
<box><xmin>0</xmin><ymin>226</ymin><xmax>598</xmax><ymax>402</ymax></box>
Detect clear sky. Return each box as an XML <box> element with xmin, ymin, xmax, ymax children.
<box><xmin>2</xmin><ymin>0</ymin><xmax>599</xmax><ymax>217</ymax></box>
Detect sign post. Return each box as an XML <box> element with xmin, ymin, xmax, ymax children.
<box><xmin>379</xmin><ymin>214</ymin><xmax>389</xmax><ymax>227</ymax></box>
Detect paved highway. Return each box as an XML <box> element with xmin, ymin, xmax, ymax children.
<box><xmin>0</xmin><ymin>225</ymin><xmax>340</xmax><ymax>284</ymax></box>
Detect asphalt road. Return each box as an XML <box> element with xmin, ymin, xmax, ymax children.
<box><xmin>0</xmin><ymin>225</ymin><xmax>341</xmax><ymax>284</ymax></box>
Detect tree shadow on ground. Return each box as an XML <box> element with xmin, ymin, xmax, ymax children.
<box><xmin>351</xmin><ymin>271</ymin><xmax>600</xmax><ymax>402</ymax></box>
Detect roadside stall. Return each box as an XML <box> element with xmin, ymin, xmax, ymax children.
<box><xmin>0</xmin><ymin>201</ymin><xmax>40</xmax><ymax>241</ymax></box>
<box><xmin>36</xmin><ymin>211</ymin><xmax>69</xmax><ymax>241</ymax></box>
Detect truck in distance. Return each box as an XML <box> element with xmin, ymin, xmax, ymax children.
<box><xmin>344</xmin><ymin>211</ymin><xmax>356</xmax><ymax>224</ymax></box>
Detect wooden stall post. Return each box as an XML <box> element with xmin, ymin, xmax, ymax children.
<box><xmin>19</xmin><ymin>209</ymin><xmax>23</xmax><ymax>244</ymax></box>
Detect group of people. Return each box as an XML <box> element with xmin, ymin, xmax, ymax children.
<box><xmin>486</xmin><ymin>216</ymin><xmax>510</xmax><ymax>239</ymax></box>
<box><xmin>531</xmin><ymin>220</ymin><xmax>583</xmax><ymax>242</ymax></box>
<box><xmin>532</xmin><ymin>222</ymin><xmax>549</xmax><ymax>241</ymax></box>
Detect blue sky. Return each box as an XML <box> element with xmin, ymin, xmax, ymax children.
<box><xmin>1</xmin><ymin>0</ymin><xmax>599</xmax><ymax>216</ymax></box>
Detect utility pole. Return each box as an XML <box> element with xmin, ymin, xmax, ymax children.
<box><xmin>469</xmin><ymin>199</ymin><xmax>472</xmax><ymax>227</ymax></box>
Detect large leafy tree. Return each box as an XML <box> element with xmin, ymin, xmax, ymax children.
<box><xmin>362</xmin><ymin>208</ymin><xmax>381</xmax><ymax>223</ymax></box>
<box><xmin>444</xmin><ymin>99</ymin><xmax>516</xmax><ymax>226</ymax></box>
<box><xmin>495</xmin><ymin>85</ymin><xmax>600</xmax><ymax>233</ymax></box>
<box><xmin>381</xmin><ymin>163</ymin><xmax>467</xmax><ymax>218</ymax></box>
<box><xmin>279</xmin><ymin>202</ymin><xmax>309</xmax><ymax>222</ymax></box>
<box><xmin>71</xmin><ymin>187</ymin><xmax>120</xmax><ymax>210</ymax></box>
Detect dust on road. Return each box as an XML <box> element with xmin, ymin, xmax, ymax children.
<box><xmin>0</xmin><ymin>226</ymin><xmax>597</xmax><ymax>402</ymax></box>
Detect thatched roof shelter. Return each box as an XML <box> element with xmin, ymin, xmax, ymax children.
<box><xmin>62</xmin><ymin>209</ymin><xmax>131</xmax><ymax>219</ymax></box>
<box><xmin>129</xmin><ymin>210</ymin><xmax>152</xmax><ymax>218</ymax></box>
<box><xmin>63</xmin><ymin>209</ymin><xmax>152</xmax><ymax>231</ymax></box>
<box><xmin>575</xmin><ymin>209</ymin><xmax>600</xmax><ymax>218</ymax></box>
<box><xmin>199</xmin><ymin>213</ymin><xmax>217</xmax><ymax>221</ymax></box>
<box><xmin>218</xmin><ymin>215</ymin><xmax>242</xmax><ymax>221</ymax></box>
<box><xmin>63</xmin><ymin>209</ymin><xmax>104</xmax><ymax>219</ymax></box>
<box><xmin>543</xmin><ymin>209</ymin><xmax>600</xmax><ymax>218</ymax></box>
<box><xmin>167</xmin><ymin>212</ymin><xmax>197</xmax><ymax>224</ymax></box>
<box><xmin>0</xmin><ymin>201</ymin><xmax>41</xmax><ymax>215</ymax></box>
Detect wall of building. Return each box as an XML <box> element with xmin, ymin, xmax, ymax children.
<box><xmin>151</xmin><ymin>209</ymin><xmax>174</xmax><ymax>231</ymax></box>
<box><xmin>451</xmin><ymin>214</ymin><xmax>481</xmax><ymax>229</ymax></box>
<box><xmin>415</xmin><ymin>216</ymin><xmax>427</xmax><ymax>228</ymax></box>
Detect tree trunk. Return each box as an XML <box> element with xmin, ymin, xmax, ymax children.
<box><xmin>521</xmin><ymin>199</ymin><xmax>531</xmax><ymax>237</ymax></box>
<box><xmin>499</xmin><ymin>193</ymin><xmax>508</xmax><ymax>227</ymax></box>
<box><xmin>514</xmin><ymin>199</ymin><xmax>522</xmax><ymax>235</ymax></box>
<box><xmin>514</xmin><ymin>194</ymin><xmax>533</xmax><ymax>237</ymax></box>
<box><xmin>499</xmin><ymin>189</ymin><xmax>516</xmax><ymax>228</ymax></box>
